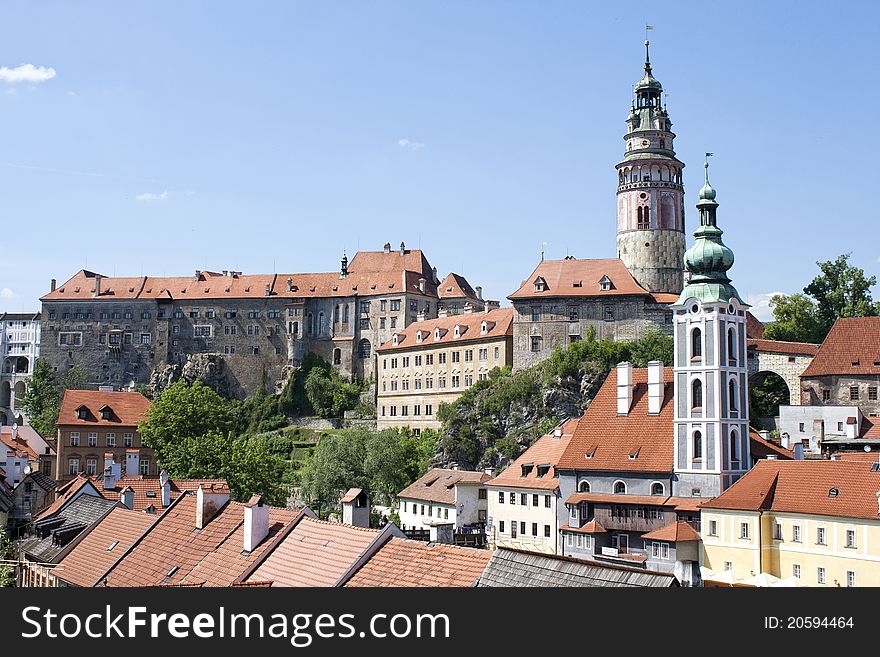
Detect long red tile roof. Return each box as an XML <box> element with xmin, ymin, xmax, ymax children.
<box><xmin>486</xmin><ymin>419</ymin><xmax>577</xmax><ymax>491</ymax></box>
<box><xmin>398</xmin><ymin>469</ymin><xmax>491</xmax><ymax>505</ymax></box>
<box><xmin>802</xmin><ymin>317</ymin><xmax>880</xmax><ymax>377</ymax></box>
<box><xmin>376</xmin><ymin>307</ymin><xmax>513</xmax><ymax>352</ymax></box>
<box><xmin>508</xmin><ymin>258</ymin><xmax>652</xmax><ymax>300</ymax></box>
<box><xmin>98</xmin><ymin>476</ymin><xmax>227</xmax><ymax>512</ymax></box>
<box><xmin>57</xmin><ymin>390</ymin><xmax>151</xmax><ymax>427</ymax></box>
<box><xmin>747</xmin><ymin>339</ymin><xmax>820</xmax><ymax>357</ymax></box>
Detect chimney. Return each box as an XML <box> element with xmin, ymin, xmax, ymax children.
<box><xmin>265</xmin><ymin>283</ymin><xmax>271</xmax><ymax>296</ymax></box>
<box><xmin>102</xmin><ymin>453</ymin><xmax>121</xmax><ymax>491</ymax></box>
<box><xmin>159</xmin><ymin>469</ymin><xmax>171</xmax><ymax>507</ymax></box>
<box><xmin>418</xmin><ymin>277</ymin><xmax>426</xmax><ymax>294</ymax></box>
<box><xmin>287</xmin><ymin>277</ymin><xmax>294</xmax><ymax>292</ymax></box>
<box><xmin>125</xmin><ymin>450</ymin><xmax>140</xmax><ymax>477</ymax></box>
<box><xmin>120</xmin><ymin>486</ymin><xmax>135</xmax><ymax>510</ymax></box>
<box><xmin>475</xmin><ymin>285</ymin><xmax>483</xmax><ymax>300</ymax></box>
<box><xmin>94</xmin><ymin>274</ymin><xmax>103</xmax><ymax>298</ymax></box>
<box><xmin>194</xmin><ymin>270</ymin><xmax>202</xmax><ymax>281</ymax></box>
<box><xmin>416</xmin><ymin>310</ymin><xmax>427</xmax><ymax>322</ymax></box>
<box><xmin>399</xmin><ymin>241</ymin><xmax>406</xmax><ymax>254</ymax></box>
<box><xmin>195</xmin><ymin>484</ymin><xmax>230</xmax><ymax>529</ymax></box>
<box><xmin>50</xmin><ymin>278</ymin><xmax>57</xmax><ymax>292</ymax></box>
<box><xmin>553</xmin><ymin>426</ymin><xmax>563</xmax><ymax>439</ymax></box>
<box><xmin>758</xmin><ymin>430</ymin><xmax>770</xmax><ymax>442</ymax></box>
<box><xmin>463</xmin><ymin>302</ymin><xmax>474</xmax><ymax>314</ymax></box>
<box><xmin>647</xmin><ymin>361</ymin><xmax>663</xmax><ymax>415</ymax></box>
<box><xmin>429</xmin><ymin>523</ymin><xmax>454</xmax><ymax>545</ymax></box>
<box><xmin>437</xmin><ymin>306</ymin><xmax>448</xmax><ymax>318</ymax></box>
<box><xmin>845</xmin><ymin>417</ymin><xmax>858</xmax><ymax>439</ymax></box>
<box><xmin>383</xmin><ymin>242</ymin><xmax>391</xmax><ymax>254</ymax></box>
<box><xmin>616</xmin><ymin>362</ymin><xmax>634</xmax><ymax>416</ymax></box>
<box><xmin>243</xmin><ymin>494</ymin><xmax>270</xmax><ymax>553</ymax></box>
<box><xmin>222</xmin><ymin>270</ymin><xmax>229</xmax><ymax>277</ymax></box>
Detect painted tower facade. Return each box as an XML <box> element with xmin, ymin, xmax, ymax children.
<box><xmin>672</xmin><ymin>161</ymin><xmax>750</xmax><ymax>499</ymax></box>
<box><xmin>616</xmin><ymin>42</ymin><xmax>686</xmax><ymax>295</ymax></box>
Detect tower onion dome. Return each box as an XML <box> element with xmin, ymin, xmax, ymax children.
<box><xmin>675</xmin><ymin>159</ymin><xmax>743</xmax><ymax>305</ymax></box>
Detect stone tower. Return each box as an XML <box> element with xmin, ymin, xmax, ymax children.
<box><xmin>671</xmin><ymin>160</ymin><xmax>750</xmax><ymax>499</ymax></box>
<box><xmin>616</xmin><ymin>41</ymin><xmax>686</xmax><ymax>295</ymax></box>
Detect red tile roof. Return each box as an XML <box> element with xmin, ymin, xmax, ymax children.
<box><xmin>749</xmin><ymin>430</ymin><xmax>795</xmax><ymax>461</ymax></box>
<box><xmin>57</xmin><ymin>390</ymin><xmax>151</xmax><ymax>428</ymax></box>
<box><xmin>343</xmin><ymin>537</ymin><xmax>490</xmax><ymax>587</ymax></box>
<box><xmin>244</xmin><ymin>516</ymin><xmax>386</xmax><ymax>587</ymax></box>
<box><xmin>832</xmin><ymin>451</ymin><xmax>880</xmax><ymax>463</ymax></box>
<box><xmin>802</xmin><ymin>317</ymin><xmax>880</xmax><ymax>377</ymax></box>
<box><xmin>54</xmin><ymin>508</ymin><xmax>157</xmax><ymax>587</ymax></box>
<box><xmin>560</xmin><ymin>520</ymin><xmax>607</xmax><ymax>534</ymax></box>
<box><xmin>641</xmin><ymin>521</ymin><xmax>700</xmax><ymax>542</ymax></box>
<box><xmin>98</xmin><ymin>476</ymin><xmax>227</xmax><ymax>512</ymax></box>
<box><xmin>746</xmin><ymin>312</ymin><xmax>765</xmax><ymax>339</ymax></box>
<box><xmin>376</xmin><ymin>307</ymin><xmax>513</xmax><ymax>352</ymax></box>
<box><xmin>486</xmin><ymin>419</ymin><xmax>577</xmax><ymax>491</ymax></box>
<box><xmin>747</xmin><ymin>339</ymin><xmax>819</xmax><ymax>357</ymax></box>
<box><xmin>508</xmin><ymin>258</ymin><xmax>652</xmax><ymax>300</ymax></box>
<box><xmin>348</xmin><ymin>248</ymin><xmax>434</xmax><ymax>278</ymax></box>
<box><xmin>438</xmin><ymin>273</ymin><xmax>479</xmax><ymax>300</ymax></box>
<box><xmin>340</xmin><ymin>488</ymin><xmax>364</xmax><ymax>504</ymax></box>
<box><xmin>557</xmin><ymin>367</ymin><xmax>674</xmax><ymax>473</ymax></box>
<box><xmin>702</xmin><ymin>459</ymin><xmax>880</xmax><ymax>520</ymax></box>
<box><xmin>398</xmin><ymin>469</ymin><xmax>491</xmax><ymax>505</ymax></box>
<box><xmin>0</xmin><ymin>433</ymin><xmax>36</xmax><ymax>460</ymax></box>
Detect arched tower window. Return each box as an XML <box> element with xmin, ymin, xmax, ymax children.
<box><xmin>651</xmin><ymin>482</ymin><xmax>664</xmax><ymax>496</ymax></box>
<box><xmin>729</xmin><ymin>379</ymin><xmax>738</xmax><ymax>412</ymax></box>
<box><xmin>691</xmin><ymin>328</ymin><xmax>702</xmax><ymax>361</ymax></box>
<box><xmin>727</xmin><ymin>327</ymin><xmax>737</xmax><ymax>364</ymax></box>
<box><xmin>637</xmin><ymin>206</ymin><xmax>644</xmax><ymax>228</ymax></box>
<box><xmin>693</xmin><ymin>430</ymin><xmax>703</xmax><ymax>460</ymax></box>
<box><xmin>318</xmin><ymin>312</ymin><xmax>325</xmax><ymax>335</ymax></box>
<box><xmin>578</xmin><ymin>481</ymin><xmax>590</xmax><ymax>493</ymax></box>
<box><xmin>644</xmin><ymin>206</ymin><xmax>650</xmax><ymax>225</ymax></box>
<box><xmin>691</xmin><ymin>379</ymin><xmax>703</xmax><ymax>410</ymax></box>
<box><xmin>333</xmin><ymin>348</ymin><xmax>341</xmax><ymax>365</ymax></box>
<box><xmin>343</xmin><ymin>304</ymin><xmax>349</xmax><ymax>324</ymax></box>
<box><xmin>730</xmin><ymin>429</ymin><xmax>740</xmax><ymax>465</ymax></box>
<box><xmin>358</xmin><ymin>339</ymin><xmax>371</xmax><ymax>359</ymax></box>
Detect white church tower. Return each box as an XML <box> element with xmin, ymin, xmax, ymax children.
<box><xmin>672</xmin><ymin>158</ymin><xmax>750</xmax><ymax>499</ymax></box>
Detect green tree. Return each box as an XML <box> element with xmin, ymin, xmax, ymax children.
<box><xmin>299</xmin><ymin>429</ymin><xmax>369</xmax><ymax>514</ymax></box>
<box><xmin>763</xmin><ymin>294</ymin><xmax>825</xmax><ymax>343</ymax></box>
<box><xmin>20</xmin><ymin>360</ymin><xmax>90</xmax><ymax>436</ymax></box>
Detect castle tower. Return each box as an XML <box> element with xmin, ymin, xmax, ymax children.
<box><xmin>672</xmin><ymin>159</ymin><xmax>750</xmax><ymax>499</ymax></box>
<box><xmin>616</xmin><ymin>41</ymin><xmax>686</xmax><ymax>295</ymax></box>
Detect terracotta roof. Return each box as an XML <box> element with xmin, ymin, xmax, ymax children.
<box><xmin>641</xmin><ymin>521</ymin><xmax>700</xmax><ymax>542</ymax></box>
<box><xmin>557</xmin><ymin>367</ymin><xmax>674</xmax><ymax>473</ymax></box>
<box><xmin>746</xmin><ymin>312</ymin><xmax>765</xmax><ymax>339</ymax></box>
<box><xmin>245</xmin><ymin>516</ymin><xmax>386</xmax><ymax>587</ymax></box>
<box><xmin>486</xmin><ymin>419</ymin><xmax>577</xmax><ymax>491</ymax></box>
<box><xmin>340</xmin><ymin>487</ymin><xmax>364</xmax><ymax>504</ymax></box>
<box><xmin>749</xmin><ymin>429</ymin><xmax>795</xmax><ymax>461</ymax></box>
<box><xmin>438</xmin><ymin>272</ymin><xmax>479</xmax><ymax>300</ymax></box>
<box><xmin>0</xmin><ymin>433</ymin><xmax>36</xmax><ymax>460</ymax></box>
<box><xmin>747</xmin><ymin>339</ymin><xmax>819</xmax><ymax>357</ymax></box>
<box><xmin>508</xmin><ymin>258</ymin><xmax>652</xmax><ymax>300</ymax></box>
<box><xmin>377</xmin><ymin>307</ymin><xmax>513</xmax><ymax>352</ymax></box>
<box><xmin>344</xmin><ymin>537</ymin><xmax>490</xmax><ymax>587</ymax></box>
<box><xmin>802</xmin><ymin>317</ymin><xmax>880</xmax><ymax>377</ymax></box>
<box><xmin>57</xmin><ymin>390</ymin><xmax>151</xmax><ymax>427</ymax></box>
<box><xmin>398</xmin><ymin>469</ymin><xmax>491</xmax><ymax>505</ymax></box>
<box><xmin>54</xmin><ymin>508</ymin><xmax>157</xmax><ymax>586</ymax></box>
<box><xmin>650</xmin><ymin>293</ymin><xmax>680</xmax><ymax>304</ymax></box>
<box><xmin>702</xmin><ymin>459</ymin><xmax>880</xmax><ymax>521</ymax></box>
<box><xmin>348</xmin><ymin>248</ymin><xmax>434</xmax><ymax>278</ymax></box>
<box><xmin>832</xmin><ymin>451</ymin><xmax>880</xmax><ymax>463</ymax></box>
<box><xmin>565</xmin><ymin>492</ymin><xmax>683</xmax><ymax>507</ymax></box>
<box><xmin>98</xmin><ymin>476</ymin><xmax>227</xmax><ymax>512</ymax></box>
<box><xmin>560</xmin><ymin>519</ymin><xmax>607</xmax><ymax>534</ymax></box>
<box><xmin>34</xmin><ymin>475</ymin><xmax>99</xmax><ymax>521</ymax></box>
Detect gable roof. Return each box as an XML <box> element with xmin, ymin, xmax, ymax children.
<box><xmin>376</xmin><ymin>307</ymin><xmax>513</xmax><ymax>352</ymax></box>
<box><xmin>486</xmin><ymin>419</ymin><xmax>577</xmax><ymax>491</ymax></box>
<box><xmin>475</xmin><ymin>548</ymin><xmax>678</xmax><ymax>587</ymax></box>
<box><xmin>340</xmin><ymin>487</ymin><xmax>365</xmax><ymax>504</ymax></box>
<box><xmin>747</xmin><ymin>339</ymin><xmax>820</xmax><ymax>357</ymax></box>
<box><xmin>749</xmin><ymin>429</ymin><xmax>795</xmax><ymax>461</ymax></box>
<box><xmin>21</xmin><ymin>494</ymin><xmax>119</xmax><ymax>563</ymax></box>
<box><xmin>702</xmin><ymin>459</ymin><xmax>880</xmax><ymax>521</ymax></box>
<box><xmin>97</xmin><ymin>476</ymin><xmax>227</xmax><ymax>513</ymax></box>
<box><xmin>557</xmin><ymin>367</ymin><xmax>674</xmax><ymax>473</ymax></box>
<box><xmin>344</xmin><ymin>537</ymin><xmax>491</xmax><ymax>587</ymax></box>
<box><xmin>641</xmin><ymin>521</ymin><xmax>701</xmax><ymax>542</ymax></box>
<box><xmin>57</xmin><ymin>390</ymin><xmax>151</xmax><ymax>427</ymax></box>
<box><xmin>54</xmin><ymin>507</ymin><xmax>157</xmax><ymax>586</ymax></box>
<box><xmin>802</xmin><ymin>317</ymin><xmax>880</xmax><ymax>377</ymax></box>
<box><xmin>34</xmin><ymin>475</ymin><xmax>101</xmax><ymax>521</ymax></box>
<box><xmin>438</xmin><ymin>272</ymin><xmax>480</xmax><ymax>300</ymax></box>
<box><xmin>348</xmin><ymin>248</ymin><xmax>434</xmax><ymax>279</ymax></box>
<box><xmin>244</xmin><ymin>516</ymin><xmax>388</xmax><ymax>587</ymax></box>
<box><xmin>397</xmin><ymin>468</ymin><xmax>491</xmax><ymax>505</ymax></box>
<box><xmin>508</xmin><ymin>258</ymin><xmax>653</xmax><ymax>300</ymax></box>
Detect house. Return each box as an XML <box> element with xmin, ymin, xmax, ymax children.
<box><xmin>778</xmin><ymin>405</ymin><xmax>879</xmax><ymax>456</ymax></box>
<box><xmin>475</xmin><ymin>548</ymin><xmax>678</xmax><ymax>587</ymax></box>
<box><xmin>437</xmin><ymin>272</ymin><xmax>488</xmax><ymax>316</ymax></box>
<box><xmin>0</xmin><ymin>424</ymin><xmax>55</xmax><ymax>479</ymax></box>
<box><xmin>485</xmin><ymin>419</ymin><xmax>577</xmax><ymax>554</ymax></box>
<box><xmin>0</xmin><ymin>311</ymin><xmax>41</xmax><ymax>426</ymax></box>
<box><xmin>10</xmin><ymin>471</ymin><xmax>57</xmax><ymax>524</ymax></box>
<box><xmin>375</xmin><ymin>308</ymin><xmax>513</xmax><ymax>433</ymax></box>
<box><xmin>343</xmin><ymin>537</ymin><xmax>491</xmax><ymax>587</ymax></box>
<box><xmin>397</xmin><ymin>468</ymin><xmax>491</xmax><ymax>530</ymax></box>
<box><xmin>55</xmin><ymin>389</ymin><xmax>152</xmax><ymax>482</ymax></box>
<box><xmin>701</xmin><ymin>459</ymin><xmax>880</xmax><ymax>587</ymax></box>
<box><xmin>33</xmin><ymin>474</ymin><xmax>103</xmax><ymax>522</ymax></box>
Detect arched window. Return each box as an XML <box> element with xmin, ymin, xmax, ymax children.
<box><xmin>307</xmin><ymin>313</ymin><xmax>314</xmax><ymax>335</ymax></box>
<box><xmin>729</xmin><ymin>379</ymin><xmax>738</xmax><ymax>411</ymax></box>
<box><xmin>691</xmin><ymin>328</ymin><xmax>702</xmax><ymax>360</ymax></box>
<box><xmin>343</xmin><ymin>304</ymin><xmax>349</xmax><ymax>324</ymax></box>
<box><xmin>334</xmin><ymin>305</ymin><xmax>340</xmax><ymax>324</ymax></box>
<box><xmin>727</xmin><ymin>328</ymin><xmax>736</xmax><ymax>364</ymax></box>
<box><xmin>578</xmin><ymin>481</ymin><xmax>590</xmax><ymax>493</ymax></box>
<box><xmin>613</xmin><ymin>481</ymin><xmax>626</xmax><ymax>495</ymax></box>
<box><xmin>358</xmin><ymin>339</ymin><xmax>371</xmax><ymax>359</ymax></box>
<box><xmin>318</xmin><ymin>312</ymin><xmax>325</xmax><ymax>335</ymax></box>
<box><xmin>651</xmin><ymin>482</ymin><xmax>664</xmax><ymax>496</ymax></box>
<box><xmin>637</xmin><ymin>206</ymin><xmax>644</xmax><ymax>228</ymax></box>
<box><xmin>693</xmin><ymin>430</ymin><xmax>703</xmax><ymax>460</ymax></box>
<box><xmin>730</xmin><ymin>430</ymin><xmax>740</xmax><ymax>464</ymax></box>
<box><xmin>691</xmin><ymin>379</ymin><xmax>703</xmax><ymax>410</ymax></box>
<box><xmin>333</xmin><ymin>348</ymin><xmax>341</xmax><ymax>365</ymax></box>
<box><xmin>644</xmin><ymin>206</ymin><xmax>650</xmax><ymax>224</ymax></box>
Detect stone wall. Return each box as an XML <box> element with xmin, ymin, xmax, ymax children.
<box><xmin>801</xmin><ymin>374</ymin><xmax>880</xmax><ymax>416</ymax></box>
<box><xmin>616</xmin><ymin>229</ymin><xmax>685</xmax><ymax>295</ymax></box>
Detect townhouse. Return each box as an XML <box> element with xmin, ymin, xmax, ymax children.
<box><xmin>397</xmin><ymin>468</ymin><xmax>490</xmax><ymax>530</ymax></box>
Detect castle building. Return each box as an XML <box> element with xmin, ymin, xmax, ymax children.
<box><xmin>509</xmin><ymin>43</ymin><xmax>684</xmax><ymax>371</ymax></box>
<box><xmin>0</xmin><ymin>311</ymin><xmax>41</xmax><ymax>426</ymax></box>
<box><xmin>40</xmin><ymin>244</ymin><xmax>482</xmax><ymax>398</ymax></box>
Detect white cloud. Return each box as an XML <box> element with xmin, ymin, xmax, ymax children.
<box><xmin>746</xmin><ymin>291</ymin><xmax>785</xmax><ymax>322</ymax></box>
<box><xmin>398</xmin><ymin>138</ymin><xmax>425</xmax><ymax>151</ymax></box>
<box><xmin>0</xmin><ymin>64</ymin><xmax>57</xmax><ymax>84</ymax></box>
<box><xmin>135</xmin><ymin>191</ymin><xmax>170</xmax><ymax>202</ymax></box>
<box><xmin>0</xmin><ymin>287</ymin><xmax>18</xmax><ymax>300</ymax></box>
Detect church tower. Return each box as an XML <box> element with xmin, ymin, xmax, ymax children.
<box><xmin>616</xmin><ymin>41</ymin><xmax>686</xmax><ymax>295</ymax></box>
<box><xmin>672</xmin><ymin>159</ymin><xmax>750</xmax><ymax>499</ymax></box>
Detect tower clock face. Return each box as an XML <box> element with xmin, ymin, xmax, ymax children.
<box><xmin>641</xmin><ymin>139</ymin><xmax>649</xmax><ymax>146</ymax></box>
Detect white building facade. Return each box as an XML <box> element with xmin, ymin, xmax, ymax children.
<box><xmin>1</xmin><ymin>312</ymin><xmax>41</xmax><ymax>426</ymax></box>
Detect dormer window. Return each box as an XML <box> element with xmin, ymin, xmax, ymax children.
<box><xmin>416</xmin><ymin>331</ymin><xmax>423</xmax><ymax>344</ymax></box>
<box><xmin>521</xmin><ymin>464</ymin><xmax>534</xmax><ymax>477</ymax></box>
<box><xmin>537</xmin><ymin>465</ymin><xmax>550</xmax><ymax>477</ymax></box>
<box><xmin>481</xmin><ymin>321</ymin><xmax>487</xmax><ymax>335</ymax></box>
<box><xmin>534</xmin><ymin>277</ymin><xmax>547</xmax><ymax>293</ymax></box>
<box><xmin>453</xmin><ymin>325</ymin><xmax>466</xmax><ymax>339</ymax></box>
<box><xmin>392</xmin><ymin>334</ymin><xmax>399</xmax><ymax>346</ymax></box>
<box><xmin>100</xmin><ymin>405</ymin><xmax>113</xmax><ymax>421</ymax></box>
<box><xmin>76</xmin><ymin>405</ymin><xmax>89</xmax><ymax>420</ymax></box>
<box><xmin>599</xmin><ymin>276</ymin><xmax>613</xmax><ymax>292</ymax></box>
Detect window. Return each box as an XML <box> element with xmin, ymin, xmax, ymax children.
<box><xmin>847</xmin><ymin>571</ymin><xmax>856</xmax><ymax>587</ymax></box>
<box><xmin>793</xmin><ymin>564</ymin><xmax>801</xmax><ymax>579</ymax></box>
<box><xmin>106</xmin><ymin>433</ymin><xmax>116</xmax><ymax>447</ymax></box>
<box><xmin>499</xmin><ymin>521</ymin><xmax>505</xmax><ymax>534</ymax></box>
<box><xmin>124</xmin><ymin>333</ymin><xmax>133</xmax><ymax>345</ymax></box>
<box><xmin>479</xmin><ymin>348</ymin><xmax>488</xmax><ymax>361</ymax></box>
<box><xmin>224</xmin><ymin>345</ymin><xmax>236</xmax><ymax>355</ymax></box>
<box><xmin>651</xmin><ymin>482</ymin><xmax>664</xmax><ymax>496</ymax></box>
<box><xmin>140</xmin><ymin>333</ymin><xmax>152</xmax><ymax>344</ymax></box>
<box><xmin>451</xmin><ymin>351</ymin><xmax>460</xmax><ymax>363</ymax></box>
<box><xmin>650</xmin><ymin>542</ymin><xmax>670</xmax><ymax>560</ymax></box>
<box><xmin>566</xmin><ymin>534</ymin><xmax>573</xmax><ymax>547</ymax></box>
<box><xmin>494</xmin><ymin>346</ymin><xmax>500</xmax><ymax>359</ymax></box>
<box><xmin>425</xmin><ymin>404</ymin><xmax>432</xmax><ymax>416</ymax></box>
<box><xmin>509</xmin><ymin>492</ymin><xmax>516</xmax><ymax>504</ymax></box>
<box><xmin>520</xmin><ymin>493</ymin><xmax>528</xmax><ymax>506</ymax></box>
<box><xmin>532</xmin><ymin>494</ymin><xmax>539</xmax><ymax>506</ymax></box>
<box><xmin>603</xmin><ymin>306</ymin><xmax>614</xmax><ymax>321</ymax></box>
<box><xmin>333</xmin><ymin>348</ymin><xmax>341</xmax><ymax>365</ymax></box>
<box><xmin>426</xmin><ymin>377</ymin><xmax>433</xmax><ymax>389</ymax></box>
<box><xmin>817</xmin><ymin>527</ymin><xmax>826</xmax><ymax>545</ymax></box>
<box><xmin>85</xmin><ymin>458</ymin><xmax>97</xmax><ymax>476</ymax></box>
<box><xmin>414</xmin><ymin>355</ymin><xmax>422</xmax><ymax>366</ymax></box>
<box><xmin>520</xmin><ymin>521</ymin><xmax>526</xmax><ymax>535</ymax></box>
<box><xmin>691</xmin><ymin>379</ymin><xmax>703</xmax><ymax>410</ymax></box>
<box><xmin>498</xmin><ymin>491</ymin><xmax>504</xmax><ymax>504</ymax></box>
<box><xmin>444</xmin><ymin>508</ymin><xmax>449</xmax><ymax>520</ymax></box>
<box><xmin>692</xmin><ymin>430</ymin><xmax>703</xmax><ymax>460</ymax></box>
<box><xmin>822</xmin><ymin>389</ymin><xmax>831</xmax><ymax>401</ymax></box>
<box><xmin>613</xmin><ymin>481</ymin><xmax>626</xmax><ymax>495</ymax></box>
<box><xmin>124</xmin><ymin>433</ymin><xmax>133</xmax><ymax>447</ymax></box>
<box><xmin>870</xmin><ymin>386</ymin><xmax>878</xmax><ymax>401</ymax></box>
<box><xmin>850</xmin><ymin>386</ymin><xmax>859</xmax><ymax>401</ymax></box>
<box><xmin>250</xmin><ymin>346</ymin><xmax>260</xmax><ymax>355</ymax></box>
<box><xmin>817</xmin><ymin>567</ymin><xmax>826</xmax><ymax>585</ymax></box>
<box><xmin>358</xmin><ymin>339</ymin><xmax>371</xmax><ymax>359</ymax></box>
<box><xmin>68</xmin><ymin>458</ymin><xmax>80</xmax><ymax>476</ymax></box>
<box><xmin>194</xmin><ymin>326</ymin><xmax>212</xmax><ymax>337</ymax></box>
<box><xmin>531</xmin><ymin>306</ymin><xmax>541</xmax><ymax>321</ymax></box>
<box><xmin>544</xmin><ymin>525</ymin><xmax>551</xmax><ymax>538</ymax></box>
<box><xmin>390</xmin><ymin>300</ymin><xmax>401</xmax><ymax>312</ymax></box>
<box><xmin>568</xmin><ymin>306</ymin><xmax>579</xmax><ymax>321</ymax></box>
<box><xmin>773</xmin><ymin>523</ymin><xmax>782</xmax><ymax>540</ymax></box>
<box><xmin>69</xmin><ymin>432</ymin><xmax>80</xmax><ymax>447</ymax></box>
<box><xmin>88</xmin><ymin>432</ymin><xmax>98</xmax><ymax>447</ymax></box>
<box><xmin>426</xmin><ymin>354</ymin><xmax>433</xmax><ymax>365</ymax></box>
<box><xmin>452</xmin><ymin>375</ymin><xmax>460</xmax><ymax>388</ymax></box>
<box><xmin>740</xmin><ymin>522</ymin><xmax>750</xmax><ymax>539</ymax></box>
<box><xmin>728</xmin><ymin>379</ymin><xmax>737</xmax><ymax>411</ymax></box>
<box><xmin>724</xmin><ymin>561</ymin><xmax>733</xmax><ymax>572</ymax></box>
<box><xmin>140</xmin><ymin>460</ymin><xmax>150</xmax><ymax>476</ymax></box>
<box><xmin>427</xmin><ymin>505</ymin><xmax>432</xmax><ymax>517</ymax></box>
<box><xmin>224</xmin><ymin>325</ymin><xmax>236</xmax><ymax>335</ymax></box>
<box><xmin>544</xmin><ymin>495</ymin><xmax>551</xmax><ymax>508</ymax></box>
<box><xmin>531</xmin><ymin>336</ymin><xmax>542</xmax><ymax>352</ymax></box>
<box><xmin>708</xmin><ymin>520</ymin><xmax>718</xmax><ymax>537</ymax></box>
<box><xmin>846</xmin><ymin>529</ymin><xmax>856</xmax><ymax>548</ymax></box>
<box><xmin>691</xmin><ymin>328</ymin><xmax>702</xmax><ymax>360</ymax></box>
<box><xmin>792</xmin><ymin>525</ymin><xmax>801</xmax><ymax>543</ymax></box>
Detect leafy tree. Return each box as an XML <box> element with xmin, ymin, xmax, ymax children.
<box><xmin>764</xmin><ymin>254</ymin><xmax>879</xmax><ymax>343</ymax></box>
<box><xmin>299</xmin><ymin>429</ymin><xmax>369</xmax><ymax>514</ymax></box>
<box><xmin>20</xmin><ymin>360</ymin><xmax>89</xmax><ymax>436</ymax></box>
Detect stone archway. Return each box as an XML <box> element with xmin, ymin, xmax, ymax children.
<box><xmin>749</xmin><ymin>370</ymin><xmax>792</xmax><ymax>421</ymax></box>
<box><xmin>747</xmin><ymin>340</ymin><xmax>818</xmax><ymax>407</ymax></box>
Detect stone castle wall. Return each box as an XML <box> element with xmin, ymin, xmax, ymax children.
<box><xmin>616</xmin><ymin>229</ymin><xmax>685</xmax><ymax>295</ymax></box>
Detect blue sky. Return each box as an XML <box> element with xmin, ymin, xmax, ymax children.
<box><xmin>0</xmin><ymin>1</ymin><xmax>877</xmax><ymax>320</ymax></box>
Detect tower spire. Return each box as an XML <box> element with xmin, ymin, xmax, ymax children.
<box><xmin>644</xmin><ymin>39</ymin><xmax>651</xmax><ymax>75</ymax></box>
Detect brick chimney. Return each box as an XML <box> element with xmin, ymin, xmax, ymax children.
<box><xmin>159</xmin><ymin>469</ymin><xmax>170</xmax><ymax>507</ymax></box>
<box><xmin>647</xmin><ymin>361</ymin><xmax>664</xmax><ymax>415</ymax></box>
<box><xmin>437</xmin><ymin>306</ymin><xmax>448</xmax><ymax>318</ymax></box>
<box><xmin>463</xmin><ymin>302</ymin><xmax>474</xmax><ymax>314</ymax></box>
<box><xmin>616</xmin><ymin>362</ymin><xmax>633</xmax><ymax>416</ymax></box>
<box><xmin>475</xmin><ymin>285</ymin><xmax>483</xmax><ymax>300</ymax></box>
<box><xmin>50</xmin><ymin>278</ymin><xmax>57</xmax><ymax>292</ymax></box>
<box><xmin>94</xmin><ymin>274</ymin><xmax>103</xmax><ymax>298</ymax></box>
<box><xmin>120</xmin><ymin>486</ymin><xmax>135</xmax><ymax>510</ymax></box>
<box><xmin>103</xmin><ymin>453</ymin><xmax>121</xmax><ymax>491</ymax></box>
<box><xmin>125</xmin><ymin>450</ymin><xmax>140</xmax><ymax>477</ymax></box>
<box><xmin>243</xmin><ymin>494</ymin><xmax>270</xmax><ymax>553</ymax></box>
<box><xmin>195</xmin><ymin>483</ymin><xmax>230</xmax><ymax>529</ymax></box>
<box><xmin>399</xmin><ymin>241</ymin><xmax>406</xmax><ymax>255</ymax></box>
